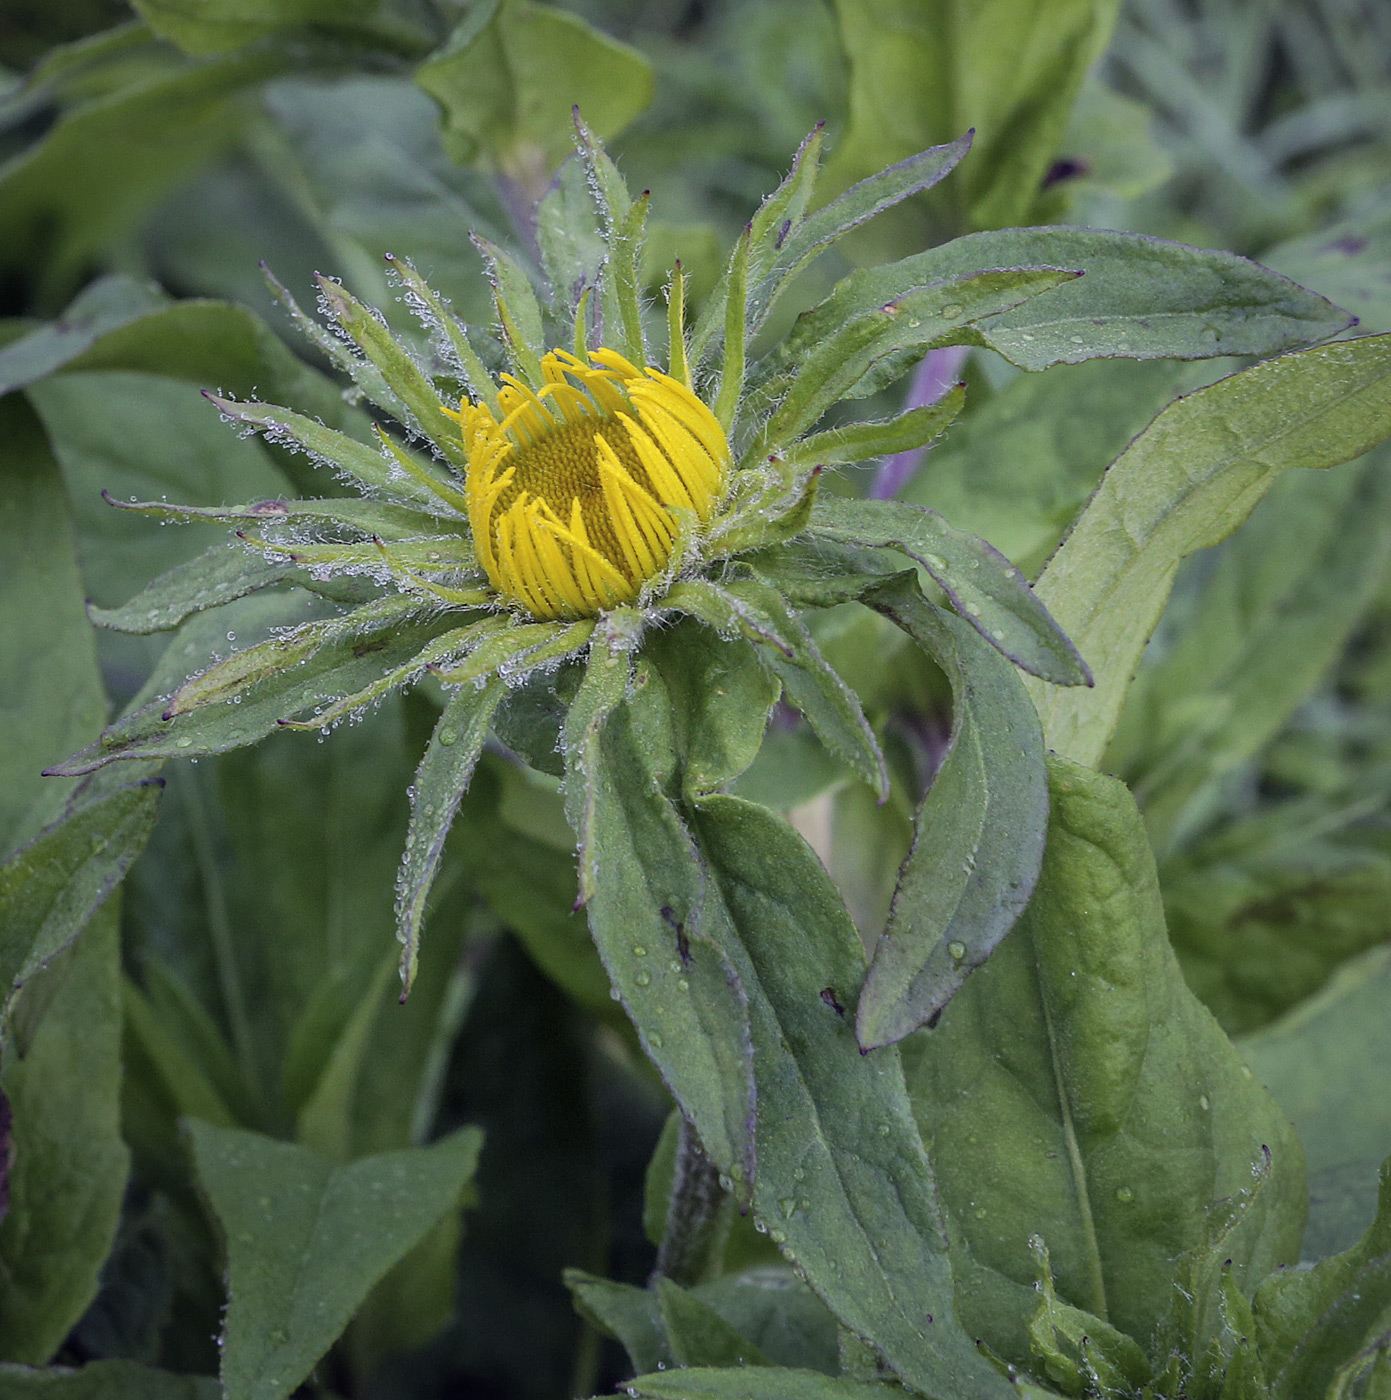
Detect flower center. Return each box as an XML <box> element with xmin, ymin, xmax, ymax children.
<box><xmin>453</xmin><ymin>348</ymin><xmax>728</xmax><ymax>619</ymax></box>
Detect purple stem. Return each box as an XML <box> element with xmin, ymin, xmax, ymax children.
<box><xmin>869</xmin><ymin>345</ymin><xmax>969</xmax><ymax>500</ymax></box>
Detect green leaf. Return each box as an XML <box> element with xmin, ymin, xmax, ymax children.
<box><xmin>813</xmin><ymin>228</ymin><xmax>1353</xmax><ymax>371</ymax></box>
<box><xmin>1109</xmin><ymin>455</ymin><xmax>1391</xmax><ymax>854</ymax></box>
<box><xmin>129</xmin><ymin>0</ymin><xmax>406</xmax><ymax>56</ymax></box>
<box><xmin>0</xmin><ymin>909</ymin><xmax>130</xmax><ymax>1362</ymax></box>
<box><xmin>188</xmin><ymin>1120</ymin><xmax>483</xmax><ymax>1400</ymax></box>
<box><xmin>902</xmin><ymin>358</ymin><xmax>1187</xmax><ymax>577</ymax></box>
<box><xmin>742</xmin><ymin>134</ymin><xmax>974</xmax><ymax>355</ymax></box>
<box><xmin>1240</xmin><ymin>948</ymin><xmax>1391</xmax><ymax>1260</ymax></box>
<box><xmin>565</xmin><ymin>1271</ymin><xmax>672</xmax><ymax>1376</ymax></box>
<box><xmin>313</xmin><ymin>277</ymin><xmax>467</xmax><ymax>465</ymax></box>
<box><xmin>1252</xmin><ymin>1158</ymin><xmax>1391</xmax><ymax>1400</ymax></box>
<box><xmin>786</xmin><ymin>384</ymin><xmax>965</xmax><ymax>468</ymax></box>
<box><xmin>691</xmin><ymin>1268</ymin><xmax>840</xmax><ymax>1374</ymax></box>
<box><xmin>854</xmin><ymin>575</ymin><xmax>1049</xmax><ymax>1048</ymax></box>
<box><xmin>645</xmin><ymin>619</ymin><xmax>780</xmax><ymax>798</ymax></box>
<box><xmin>690</xmin><ymin>796</ymin><xmax>1013</xmax><ymax>1398</ymax></box>
<box><xmin>395</xmin><ymin>678</ymin><xmax>506</xmax><ymax>990</ymax></box>
<box><xmin>471</xmin><ymin>232</ymin><xmax>548</xmax><ymax>384</ymax></box>
<box><xmin>825</xmin><ymin>0</ymin><xmax>1119</xmax><ymax>237</ymax></box>
<box><xmin>0</xmin><ymin>50</ymin><xmax>281</xmax><ymax>295</ymax></box>
<box><xmin>1024</xmin><ymin>335</ymin><xmax>1391</xmax><ymax>768</ymax></box>
<box><xmin>0</xmin><ymin>782</ymin><xmax>161</xmax><ymax>1015</ymax></box>
<box><xmin>566</xmin><ymin>662</ymin><xmax>756</xmax><ymax>1178</ymax></box>
<box><xmin>902</xmin><ymin>757</ymin><xmax>1306</xmax><ymax>1371</ymax></box>
<box><xmin>753</xmin><ymin>268</ymin><xmax>1078</xmax><ymax>449</ymax></box>
<box><xmin>415</xmin><ymin>0</ymin><xmax>653</xmax><ymax>178</ymax></box>
<box><xmin>47</xmin><ymin>604</ymin><xmax>452</xmax><ymax>773</ymax></box>
<box><xmin>536</xmin><ymin>156</ymin><xmax>608</xmax><ymax>323</ymax></box>
<box><xmin>86</xmin><ymin>543</ymin><xmax>304</xmax><ymax>635</ymax></box>
<box><xmin>810</xmin><ymin>497</ymin><xmax>1090</xmax><ymax>686</ymax></box>
<box><xmin>0</xmin><ymin>276</ymin><xmax>164</xmax><ymax>395</ymax></box>
<box><xmin>0</xmin><ymin>1359</ymin><xmax>219</xmax><ymax>1398</ymax></box>
<box><xmin>622</xmin><ymin>1365</ymin><xmax>902</xmax><ymax>1400</ymax></box>
<box><xmin>0</xmin><ymin>395</ymin><xmax>107</xmax><ymax>855</ymax></box>
<box><xmin>452</xmin><ymin>757</ymin><xmax>616</xmax><ymax>1024</ymax></box>
<box><xmin>656</xmin><ymin>1277</ymin><xmax>773</xmax><ymax>1368</ymax></box>
<box><xmin>665</xmin><ymin>580</ymin><xmax>887</xmax><ymax>799</ymax></box>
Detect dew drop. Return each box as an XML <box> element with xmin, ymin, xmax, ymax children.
<box><xmin>974</xmin><ymin>1207</ymin><xmax>987</xmax><ymax>1219</ymax></box>
<box><xmin>877</xmin><ymin>1124</ymin><xmax>891</xmax><ymax>1137</ymax></box>
<box><xmin>677</xmin><ymin>978</ymin><xmax>690</xmax><ymax>991</ymax></box>
<box><xmin>632</xmin><ymin>945</ymin><xmax>648</xmax><ymax>957</ymax></box>
<box><xmin>948</xmin><ymin>940</ymin><xmax>966</xmax><ymax>961</ymax></box>
<box><xmin>438</xmin><ymin>728</ymin><xmax>458</xmax><ymax>747</ymax></box>
<box><xmin>634</xmin><ymin>971</ymin><xmax>652</xmax><ymax>987</ymax></box>
<box><xmin>1199</xmin><ymin>1094</ymin><xmax>1210</xmax><ymax>1111</ymax></box>
<box><xmin>176</xmin><ymin>737</ymin><xmax>193</xmax><ymax>749</ymax></box>
<box><xmin>1070</xmin><ymin>333</ymin><xmax>1084</xmax><ymax>344</ymax></box>
<box><xmin>792</xmin><ymin>1167</ymin><xmax>806</xmax><ymax>1182</ymax></box>
<box><xmin>649</xmin><ymin>1032</ymin><xmax>664</xmax><ymax>1049</ymax></box>
<box><xmin>780</xmin><ymin>1197</ymin><xmax>798</xmax><ymax>1218</ymax></box>
<box><xmin>941</xmin><ymin>303</ymin><xmax>963</xmax><ymax>319</ymax></box>
<box><xmin>609</xmin><ymin>987</ymin><xmax>621</xmax><ymax>1001</ymax></box>
<box><xmin>1116</xmin><ymin>1186</ymin><xmax>1135</xmax><ymax>1204</ymax></box>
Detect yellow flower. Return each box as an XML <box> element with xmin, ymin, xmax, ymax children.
<box><xmin>447</xmin><ymin>347</ymin><xmax>728</xmax><ymax>619</ymax></box>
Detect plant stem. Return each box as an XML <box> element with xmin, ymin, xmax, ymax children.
<box><xmin>649</xmin><ymin>1115</ymin><xmax>731</xmax><ymax>1287</ymax></box>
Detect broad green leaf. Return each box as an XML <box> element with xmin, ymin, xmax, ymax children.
<box><xmin>855</xmin><ymin>575</ymin><xmax>1049</xmax><ymax>1048</ymax></box>
<box><xmin>1253</xmin><ymin>1159</ymin><xmax>1391</xmax><ymax>1400</ymax></box>
<box><xmin>1162</xmin><ymin>801</ymin><xmax>1391</xmax><ymax>1038</ymax></box>
<box><xmin>0</xmin><ymin>51</ymin><xmax>280</xmax><ymax>295</ymax></box>
<box><xmin>0</xmin><ymin>276</ymin><xmax>164</xmax><ymax>394</ymax></box>
<box><xmin>825</xmin><ymin>0</ymin><xmax>1119</xmax><ymax>238</ymax></box>
<box><xmin>416</xmin><ymin>0</ymin><xmax>652</xmax><ymax>179</ymax></box>
<box><xmin>1023</xmin><ymin>335</ymin><xmax>1391</xmax><ymax>768</ymax></box>
<box><xmin>623</xmin><ymin>1365</ymin><xmax>901</xmax><ymax>1400</ymax></box>
<box><xmin>0</xmin><ymin>909</ymin><xmax>130</xmax><ymax>1362</ymax></box>
<box><xmin>0</xmin><ymin>396</ymin><xmax>107</xmax><ymax>854</ymax></box>
<box><xmin>656</xmin><ymin>1277</ymin><xmax>773</xmax><ymax>1368</ymax></box>
<box><xmin>902</xmin><ymin>758</ymin><xmax>1306</xmax><ymax>1370</ymax></box>
<box><xmin>692</xmin><ymin>1268</ymin><xmax>840</xmax><ymax>1375</ymax></box>
<box><xmin>471</xmin><ymin>232</ymin><xmax>548</xmax><ymax>382</ymax></box>
<box><xmin>809</xmin><ymin>228</ymin><xmax>1352</xmax><ymax>372</ymax></box>
<box><xmin>395</xmin><ymin>678</ymin><xmax>506</xmax><ymax>990</ymax></box>
<box><xmin>0</xmin><ymin>782</ymin><xmax>161</xmax><ymax>1014</ymax></box>
<box><xmin>691</xmin><ymin>796</ymin><xmax>1013</xmax><ymax>1399</ymax></box>
<box><xmin>1241</xmin><ymin>948</ymin><xmax>1391</xmax><ymax>1260</ymax></box>
<box><xmin>188</xmin><ymin>1120</ymin><xmax>483</xmax><ymax>1400</ymax></box>
<box><xmin>48</xmin><ymin>605</ymin><xmax>450</xmax><ymax>773</ymax></box>
<box><xmin>566</xmin><ymin>1271</ymin><xmax>672</xmax><ymax>1375</ymax></box>
<box><xmin>1109</xmin><ymin>455</ymin><xmax>1391</xmax><ymax>854</ymax></box>
<box><xmin>902</xmin><ymin>358</ymin><xmax>1187</xmax><ymax>576</ymax></box>
<box><xmin>566</xmin><ymin>663</ymin><xmax>755</xmax><ymax>1177</ymax></box>
<box><xmin>129</xmin><ymin>0</ymin><xmax>407</xmax><ymax>56</ymax></box>
<box><xmin>645</xmin><ymin>619</ymin><xmax>780</xmax><ymax>798</ymax></box>
<box><xmin>665</xmin><ymin>580</ymin><xmax>886</xmax><ymax>799</ymax></box>
<box><xmin>810</xmin><ymin>497</ymin><xmax>1090</xmax><ymax>685</ymax></box>
<box><xmin>0</xmin><ymin>1359</ymin><xmax>219</xmax><ymax>1398</ymax></box>
<box><xmin>25</xmin><ymin>370</ymin><xmax>296</xmax><ymax>614</ymax></box>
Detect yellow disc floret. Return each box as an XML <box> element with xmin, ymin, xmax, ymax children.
<box><xmin>447</xmin><ymin>348</ymin><xmax>728</xmax><ymax>619</ymax></box>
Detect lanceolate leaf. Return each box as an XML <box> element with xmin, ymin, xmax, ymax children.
<box><xmin>785</xmin><ymin>385</ymin><xmax>965</xmax><ymax>469</ymax></box>
<box><xmin>1024</xmin><ymin>335</ymin><xmax>1391</xmax><ymax>768</ymax></box>
<box><xmin>622</xmin><ymin>1369</ymin><xmax>899</xmax><ymax>1400</ymax></box>
<box><xmin>809</xmin><ymin>496</ymin><xmax>1090</xmax><ymax>686</ymax></box>
<box><xmin>0</xmin><ymin>781</ymin><xmax>161</xmax><ymax>1014</ymax></box>
<box><xmin>396</xmin><ymin>678</ymin><xmax>507</xmax><ymax>990</ymax></box>
<box><xmin>48</xmin><ymin>605</ymin><xmax>451</xmax><ymax>774</ymax></box>
<box><xmin>856</xmin><ymin>574</ymin><xmax>1049</xmax><ymax>1049</ymax></box>
<box><xmin>0</xmin><ymin>1360</ymin><xmax>219</xmax><ymax>1397</ymax></box>
<box><xmin>566</xmin><ymin>662</ymin><xmax>755</xmax><ymax>1177</ymax></box>
<box><xmin>689</xmin><ymin>796</ymin><xmax>1013</xmax><ymax>1399</ymax></box>
<box><xmin>901</xmin><ymin>758</ymin><xmax>1306</xmax><ymax>1371</ymax></box>
<box><xmin>0</xmin><ymin>910</ymin><xmax>129</xmax><ymax>1363</ymax></box>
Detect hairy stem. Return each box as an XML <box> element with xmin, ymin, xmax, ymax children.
<box><xmin>649</xmin><ymin>1115</ymin><xmax>732</xmax><ymax>1287</ymax></box>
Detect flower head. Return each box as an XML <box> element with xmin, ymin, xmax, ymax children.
<box><xmin>451</xmin><ymin>348</ymin><xmax>727</xmax><ymax>619</ymax></box>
